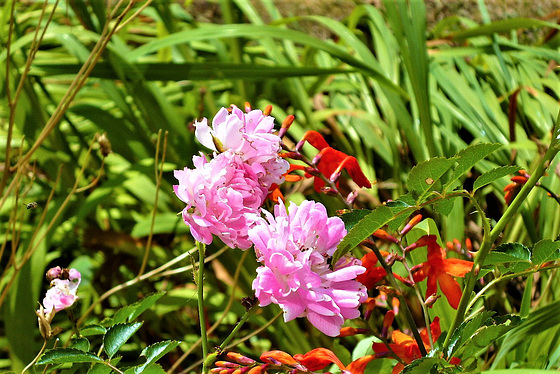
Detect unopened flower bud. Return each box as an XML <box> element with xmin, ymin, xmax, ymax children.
<box><xmin>281</xmin><ymin>152</ymin><xmax>303</xmax><ymax>160</ymax></box>
<box><xmin>304</xmin><ymin>167</ymin><xmax>321</xmax><ymax>177</ymax></box>
<box><xmin>295</xmin><ymin>139</ymin><xmax>306</xmax><ymax>152</ymax></box>
<box><xmin>248</xmin><ymin>364</ymin><xmax>269</xmax><ymax>374</ymax></box>
<box><xmin>320</xmin><ymin>187</ymin><xmax>338</xmax><ymax>196</ymax></box>
<box><xmin>68</xmin><ymin>268</ymin><xmax>81</xmax><ymax>282</ymax></box>
<box><xmin>226</xmin><ymin>352</ymin><xmax>256</xmax><ymax>366</ymax></box>
<box><xmin>98</xmin><ymin>133</ymin><xmax>112</xmax><ymax>157</ymax></box>
<box><xmin>263</xmin><ymin>105</ymin><xmax>273</xmax><ymax>116</ymax></box>
<box><xmin>244</xmin><ymin>102</ymin><xmax>252</xmax><ymax>113</ymax></box>
<box><xmin>372</xmin><ymin>229</ymin><xmax>399</xmax><ymax>244</ymax></box>
<box><xmin>381</xmin><ymin>310</ymin><xmax>395</xmax><ymax>339</ymax></box>
<box><xmin>211</xmin><ymin>368</ymin><xmax>223</xmax><ymax>373</ymax></box>
<box><xmin>425</xmin><ymin>293</ymin><xmax>441</xmax><ymax>308</ymax></box>
<box><xmin>329</xmin><ymin>171</ymin><xmax>341</xmax><ymax>183</ymax></box>
<box><xmin>400</xmin><ymin>214</ymin><xmax>422</xmax><ymax>236</ymax></box>
<box><xmin>347</xmin><ymin>190</ymin><xmax>358</xmax><ymax>204</ymax></box>
<box><xmin>46</xmin><ymin>266</ymin><xmax>63</xmax><ymax>282</ymax></box>
<box><xmin>311</xmin><ymin>152</ymin><xmax>323</xmax><ymax>165</ymax></box>
<box><xmin>215</xmin><ymin>361</ymin><xmax>241</xmax><ymax>368</ymax></box>
<box><xmin>278</xmin><ymin>115</ymin><xmax>294</xmax><ymax>138</ymax></box>
<box><xmin>511</xmin><ymin>175</ymin><xmax>528</xmax><ymax>184</ymax></box>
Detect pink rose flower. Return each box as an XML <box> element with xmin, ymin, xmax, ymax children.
<box><xmin>249</xmin><ymin>201</ymin><xmax>367</xmax><ymax>336</ymax></box>
<box><xmin>39</xmin><ymin>268</ymin><xmax>81</xmax><ymax>313</ymax></box>
<box><xmin>194</xmin><ymin>105</ymin><xmax>289</xmax><ymax>187</ymax></box>
<box><xmin>174</xmin><ymin>150</ymin><xmax>268</xmax><ymax>249</ymax></box>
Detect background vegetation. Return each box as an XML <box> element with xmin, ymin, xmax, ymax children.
<box><xmin>1</xmin><ymin>0</ymin><xmax>560</xmax><ymax>373</ymax></box>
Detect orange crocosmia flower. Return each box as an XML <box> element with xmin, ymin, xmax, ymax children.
<box><xmin>294</xmin><ymin>348</ymin><xmax>345</xmax><ymax>371</ymax></box>
<box><xmin>297</xmin><ymin>130</ymin><xmax>371</xmax><ymax>192</ymax></box>
<box><xmin>411</xmin><ymin>235</ymin><xmax>473</xmax><ymax>309</ymax></box>
<box><xmin>310</xmin><ymin>147</ymin><xmax>371</xmax><ymax>192</ymax></box>
<box><xmin>260</xmin><ymin>350</ymin><xmax>297</xmax><ymax>366</ymax></box>
<box><xmin>372</xmin><ymin>317</ymin><xmax>441</xmax><ymax>374</ymax></box>
<box><xmin>294</xmin><ymin>348</ymin><xmax>375</xmax><ymax>374</ymax></box>
<box><xmin>356</xmin><ymin>252</ymin><xmax>388</xmax><ymax>289</ymax></box>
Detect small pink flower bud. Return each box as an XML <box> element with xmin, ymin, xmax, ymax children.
<box><xmin>46</xmin><ymin>266</ymin><xmax>63</xmax><ymax>282</ymax></box>
<box><xmin>346</xmin><ymin>190</ymin><xmax>358</xmax><ymax>204</ymax></box>
<box><xmin>425</xmin><ymin>293</ymin><xmax>441</xmax><ymax>308</ymax></box>
<box><xmin>329</xmin><ymin>171</ymin><xmax>341</xmax><ymax>183</ymax></box>
<box><xmin>295</xmin><ymin>139</ymin><xmax>306</xmax><ymax>152</ymax></box>
<box><xmin>215</xmin><ymin>361</ymin><xmax>241</xmax><ymax>368</ymax></box>
<box><xmin>311</xmin><ymin>152</ymin><xmax>323</xmax><ymax>165</ymax></box>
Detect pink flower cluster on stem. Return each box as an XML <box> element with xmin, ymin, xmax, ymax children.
<box><xmin>249</xmin><ymin>200</ymin><xmax>367</xmax><ymax>336</ymax></box>
<box><xmin>174</xmin><ymin>105</ymin><xmax>288</xmax><ymax>249</ymax></box>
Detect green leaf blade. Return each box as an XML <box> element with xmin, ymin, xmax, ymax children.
<box><xmin>37</xmin><ymin>348</ymin><xmax>102</xmax><ymax>365</ymax></box>
<box><xmin>406</xmin><ymin>157</ymin><xmax>456</xmax><ymax>202</ymax></box>
<box><xmin>104</xmin><ymin>322</ymin><xmax>143</xmax><ymax>359</ymax></box>
<box><xmin>333</xmin><ymin>206</ymin><xmax>394</xmax><ymax>265</ymax></box>
<box><xmin>473</xmin><ymin>166</ymin><xmax>522</xmax><ymax>192</ymax></box>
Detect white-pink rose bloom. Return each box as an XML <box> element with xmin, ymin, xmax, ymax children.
<box><xmin>249</xmin><ymin>200</ymin><xmax>367</xmax><ymax>336</ymax></box>
<box><xmin>174</xmin><ymin>150</ymin><xmax>268</xmax><ymax>249</ymax></box>
<box><xmin>194</xmin><ymin>105</ymin><xmax>289</xmax><ymax>187</ymax></box>
<box><xmin>40</xmin><ymin>268</ymin><xmax>81</xmax><ymax>313</ymax></box>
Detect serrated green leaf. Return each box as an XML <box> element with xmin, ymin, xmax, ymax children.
<box><xmin>402</xmin><ymin>357</ymin><xmax>441</xmax><ymax>373</ymax></box>
<box><xmin>473</xmin><ymin>166</ymin><xmax>522</xmax><ymax>191</ymax></box>
<box><xmin>531</xmin><ymin>239</ymin><xmax>560</xmax><ymax>266</ymax></box>
<box><xmin>483</xmin><ymin>243</ymin><xmax>531</xmax><ymax>266</ymax></box>
<box><xmin>81</xmin><ymin>324</ymin><xmax>107</xmax><ymax>337</ymax></box>
<box><xmin>104</xmin><ymin>322</ymin><xmax>143</xmax><ymax>359</ymax></box>
<box><xmin>340</xmin><ymin>209</ymin><xmax>372</xmax><ymax>232</ymax></box>
<box><xmin>445</xmin><ymin>143</ymin><xmax>502</xmax><ymax>189</ymax></box>
<box><xmin>70</xmin><ymin>337</ymin><xmax>90</xmax><ymax>352</ymax></box>
<box><xmin>386</xmin><ymin>195</ymin><xmax>416</xmax><ymax>231</ymax></box>
<box><xmin>135</xmin><ymin>341</ymin><xmax>181</xmax><ymax>374</ymax></box>
<box><xmin>461</xmin><ymin>315</ymin><xmax>523</xmax><ymax>359</ymax></box>
<box><xmin>114</xmin><ymin>292</ymin><xmax>166</xmax><ymax>324</ymax></box>
<box><xmin>447</xmin><ymin>311</ymin><xmax>495</xmax><ymax>357</ymax></box>
<box><xmin>333</xmin><ymin>206</ymin><xmax>393</xmax><ymax>265</ymax></box>
<box><xmin>407</xmin><ymin>157</ymin><xmax>456</xmax><ymax>202</ymax></box>
<box><xmin>37</xmin><ymin>348</ymin><xmax>102</xmax><ymax>365</ymax></box>
<box><xmin>433</xmin><ymin>196</ymin><xmax>457</xmax><ymax>216</ymax></box>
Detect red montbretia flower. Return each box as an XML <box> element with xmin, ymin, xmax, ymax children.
<box><xmin>356</xmin><ymin>251</ymin><xmax>388</xmax><ymax>289</ymax></box>
<box><xmin>289</xmin><ymin>130</ymin><xmax>371</xmax><ymax>193</ymax></box>
<box><xmin>372</xmin><ymin>317</ymin><xmax>442</xmax><ymax>374</ymax></box>
<box><xmin>410</xmin><ymin>235</ymin><xmax>473</xmax><ymax>309</ymax></box>
<box><xmin>294</xmin><ymin>347</ymin><xmax>375</xmax><ymax>374</ymax></box>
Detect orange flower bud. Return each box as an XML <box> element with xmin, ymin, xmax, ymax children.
<box><xmin>260</xmin><ymin>351</ymin><xmax>297</xmax><ymax>366</ymax></box>
<box><xmin>372</xmin><ymin>229</ymin><xmax>399</xmax><ymax>244</ymax></box>
<box><xmin>400</xmin><ymin>214</ymin><xmax>422</xmax><ymax>236</ymax></box>
<box><xmin>226</xmin><ymin>352</ymin><xmax>256</xmax><ymax>365</ymax></box>
<box><xmin>263</xmin><ymin>105</ymin><xmax>273</xmax><ymax>116</ymax></box>
<box><xmin>244</xmin><ymin>102</ymin><xmax>252</xmax><ymax>112</ymax></box>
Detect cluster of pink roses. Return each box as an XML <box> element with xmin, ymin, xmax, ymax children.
<box><xmin>174</xmin><ymin>105</ymin><xmax>367</xmax><ymax>335</ymax></box>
